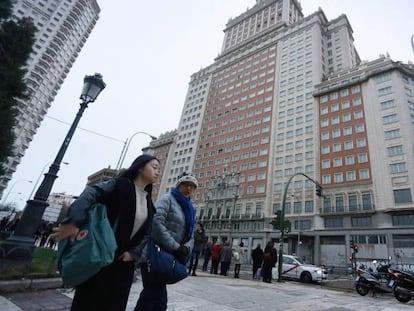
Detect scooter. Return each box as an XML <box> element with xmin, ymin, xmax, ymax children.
<box><xmin>355</xmin><ymin>265</ymin><xmax>394</xmax><ymax>297</ymax></box>
<box><xmin>390</xmin><ymin>268</ymin><xmax>414</xmax><ymax>303</ymax></box>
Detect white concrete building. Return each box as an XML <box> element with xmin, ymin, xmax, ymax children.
<box><xmin>0</xmin><ymin>0</ymin><xmax>100</xmax><ymax>196</ymax></box>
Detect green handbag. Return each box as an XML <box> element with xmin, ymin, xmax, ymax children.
<box><xmin>57</xmin><ymin>203</ymin><xmax>117</xmax><ymax>288</ymax></box>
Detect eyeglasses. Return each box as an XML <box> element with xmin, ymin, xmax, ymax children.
<box><xmin>180</xmin><ymin>182</ymin><xmax>196</xmax><ymax>189</ymax></box>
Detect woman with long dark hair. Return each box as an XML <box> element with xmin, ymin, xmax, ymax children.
<box><xmin>51</xmin><ymin>154</ymin><xmax>161</xmax><ymax>311</ymax></box>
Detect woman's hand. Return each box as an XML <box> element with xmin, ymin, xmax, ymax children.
<box><xmin>118</xmin><ymin>251</ymin><xmax>134</xmax><ymax>262</ymax></box>
<box><xmin>49</xmin><ymin>223</ymin><xmax>79</xmax><ymax>242</ymax></box>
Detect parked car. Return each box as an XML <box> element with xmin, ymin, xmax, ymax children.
<box><xmin>272</xmin><ymin>254</ymin><xmax>327</xmax><ymax>283</ymax></box>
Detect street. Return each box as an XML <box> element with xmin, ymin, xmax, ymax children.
<box><xmin>1</xmin><ymin>269</ymin><xmax>413</xmax><ymax>310</ymax></box>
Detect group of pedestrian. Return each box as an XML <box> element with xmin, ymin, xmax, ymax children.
<box><xmin>208</xmin><ymin>239</ymin><xmax>245</xmax><ymax>278</ymax></box>
<box><xmin>251</xmin><ymin>241</ymin><xmax>278</xmax><ymax>283</ymax></box>
<box><xmin>50</xmin><ymin>155</ymin><xmax>199</xmax><ymax>311</ymax></box>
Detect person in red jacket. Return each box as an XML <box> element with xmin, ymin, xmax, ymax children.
<box><xmin>210</xmin><ymin>240</ymin><xmax>222</xmax><ymax>274</ymax></box>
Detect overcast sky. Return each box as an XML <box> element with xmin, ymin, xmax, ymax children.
<box><xmin>3</xmin><ymin>0</ymin><xmax>414</xmax><ymax>210</ymax></box>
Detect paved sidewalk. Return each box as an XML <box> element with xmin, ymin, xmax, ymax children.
<box><xmin>1</xmin><ymin>271</ymin><xmax>413</xmax><ymax>310</ymax></box>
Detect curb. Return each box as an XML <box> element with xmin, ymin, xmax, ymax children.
<box><xmin>0</xmin><ymin>278</ymin><xmax>62</xmax><ymax>294</ymax></box>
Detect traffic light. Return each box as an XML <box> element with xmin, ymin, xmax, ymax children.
<box><xmin>271</xmin><ymin>210</ymin><xmax>282</xmax><ymax>230</ymax></box>
<box><xmin>350</xmin><ymin>239</ymin><xmax>354</xmax><ymax>249</ymax></box>
<box><xmin>354</xmin><ymin>245</ymin><xmax>359</xmax><ymax>253</ymax></box>
<box><xmin>315</xmin><ymin>184</ymin><xmax>323</xmax><ymax>197</ymax></box>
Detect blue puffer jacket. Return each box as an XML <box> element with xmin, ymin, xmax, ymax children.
<box><xmin>151</xmin><ymin>193</ymin><xmax>194</xmax><ymax>255</ymax></box>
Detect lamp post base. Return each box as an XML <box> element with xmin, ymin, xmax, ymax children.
<box><xmin>0</xmin><ymin>238</ymin><xmax>35</xmax><ymax>276</ymax></box>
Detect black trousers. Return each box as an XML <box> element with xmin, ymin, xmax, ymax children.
<box><xmin>71</xmin><ymin>260</ymin><xmax>135</xmax><ymax>311</ymax></box>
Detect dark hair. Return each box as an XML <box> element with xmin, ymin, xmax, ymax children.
<box><xmin>119</xmin><ymin>154</ymin><xmax>159</xmax><ymax>181</ymax></box>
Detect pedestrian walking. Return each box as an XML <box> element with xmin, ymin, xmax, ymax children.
<box><xmin>202</xmin><ymin>239</ymin><xmax>212</xmax><ymax>271</ymax></box>
<box><xmin>51</xmin><ymin>154</ymin><xmax>161</xmax><ymax>311</ymax></box>
<box><xmin>220</xmin><ymin>240</ymin><xmax>232</xmax><ymax>276</ymax></box>
<box><xmin>188</xmin><ymin>222</ymin><xmax>207</xmax><ymax>276</ymax></box>
<box><xmin>233</xmin><ymin>242</ymin><xmax>244</xmax><ymax>278</ymax></box>
<box><xmin>262</xmin><ymin>241</ymin><xmax>277</xmax><ymax>283</ymax></box>
<box><xmin>251</xmin><ymin>243</ymin><xmax>264</xmax><ymax>280</ymax></box>
<box><xmin>135</xmin><ymin>171</ymin><xmax>197</xmax><ymax>311</ymax></box>
<box><xmin>210</xmin><ymin>240</ymin><xmax>222</xmax><ymax>274</ymax></box>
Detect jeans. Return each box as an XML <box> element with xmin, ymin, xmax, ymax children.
<box><xmin>135</xmin><ymin>263</ymin><xmax>167</xmax><ymax>311</ymax></box>
<box><xmin>188</xmin><ymin>251</ymin><xmax>200</xmax><ymax>275</ymax></box>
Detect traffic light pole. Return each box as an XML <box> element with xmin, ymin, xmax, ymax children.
<box><xmin>277</xmin><ymin>173</ymin><xmax>323</xmax><ymax>282</ymax></box>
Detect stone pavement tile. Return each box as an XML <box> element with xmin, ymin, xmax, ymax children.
<box><xmin>0</xmin><ymin>296</ymin><xmax>22</xmax><ymax>311</ymax></box>
<box><xmin>4</xmin><ymin>289</ymin><xmax>72</xmax><ymax>311</ymax></box>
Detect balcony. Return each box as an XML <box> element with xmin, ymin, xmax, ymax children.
<box><xmin>319</xmin><ymin>204</ymin><xmax>375</xmax><ymax>216</ymax></box>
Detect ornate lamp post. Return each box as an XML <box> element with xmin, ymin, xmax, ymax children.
<box><xmin>0</xmin><ymin>73</ymin><xmax>106</xmax><ymax>265</ymax></box>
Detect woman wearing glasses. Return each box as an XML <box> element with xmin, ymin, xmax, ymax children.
<box><xmin>135</xmin><ymin>172</ymin><xmax>198</xmax><ymax>311</ymax></box>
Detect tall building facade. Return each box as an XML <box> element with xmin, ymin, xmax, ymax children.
<box><xmin>161</xmin><ymin>0</ymin><xmax>414</xmax><ymax>270</ymax></box>
<box><xmin>0</xmin><ymin>0</ymin><xmax>101</xmax><ymax>197</ymax></box>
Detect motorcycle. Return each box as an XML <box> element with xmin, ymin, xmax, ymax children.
<box><xmin>355</xmin><ymin>264</ymin><xmax>394</xmax><ymax>297</ymax></box>
<box><xmin>390</xmin><ymin>268</ymin><xmax>414</xmax><ymax>303</ymax></box>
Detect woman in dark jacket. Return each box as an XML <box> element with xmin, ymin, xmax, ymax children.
<box><xmin>51</xmin><ymin>154</ymin><xmax>161</xmax><ymax>311</ymax></box>
<box><xmin>262</xmin><ymin>241</ymin><xmax>277</xmax><ymax>283</ymax></box>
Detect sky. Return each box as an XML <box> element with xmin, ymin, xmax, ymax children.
<box><xmin>3</xmin><ymin>0</ymin><xmax>414</xmax><ymax>210</ymax></box>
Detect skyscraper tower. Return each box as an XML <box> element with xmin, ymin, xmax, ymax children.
<box><xmin>0</xmin><ymin>0</ymin><xmax>101</xmax><ymax>197</ymax></box>
<box><xmin>161</xmin><ymin>0</ymin><xmax>414</xmax><ymax>268</ymax></box>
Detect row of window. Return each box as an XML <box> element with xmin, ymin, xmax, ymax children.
<box><xmin>322</xmin><ymin>153</ymin><xmax>368</xmax><ymax>168</ymax></box>
<box><xmin>322</xmin><ymin>170</ymin><xmax>370</xmax><ymax>183</ymax></box>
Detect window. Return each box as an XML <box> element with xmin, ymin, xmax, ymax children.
<box><xmin>378</xmin><ymin>86</ymin><xmax>392</xmax><ymax>96</ymax></box>
<box><xmin>358</xmin><ymin>153</ymin><xmax>368</xmax><ymax>163</ymax></box>
<box><xmin>333</xmin><ymin>143</ymin><xmax>341</xmax><ymax>152</ymax></box>
<box><xmin>322</xmin><ymin>145</ymin><xmax>330</xmax><ymax>154</ymax></box>
<box><xmin>335</xmin><ymin>196</ymin><xmax>344</xmax><ymax>212</ymax></box>
<box><xmin>346</xmin><ymin>171</ymin><xmax>356</xmax><ymax>181</ymax></box>
<box><xmin>384</xmin><ymin>129</ymin><xmax>401</xmax><ymax>139</ymax></box>
<box><xmin>362</xmin><ymin>193</ymin><xmax>372</xmax><ymax>210</ymax></box>
<box><xmin>351</xmin><ymin>85</ymin><xmax>360</xmax><ymax>94</ymax></box>
<box><xmin>359</xmin><ymin>169</ymin><xmax>370</xmax><ymax>179</ymax></box>
<box><xmin>342</xmin><ymin>113</ymin><xmax>351</xmax><ymax>122</ymax></box>
<box><xmin>344</xmin><ymin>140</ymin><xmax>353</xmax><ymax>150</ymax></box>
<box><xmin>321</xmin><ymin>132</ymin><xmax>329</xmax><ymax>140</ymax></box>
<box><xmin>322</xmin><ymin>159</ymin><xmax>330</xmax><ymax>169</ymax></box>
<box><xmin>381</xmin><ymin>99</ymin><xmax>395</xmax><ymax>110</ymax></box>
<box><xmin>393</xmin><ymin>189</ymin><xmax>412</xmax><ymax>203</ymax></box>
<box><xmin>333</xmin><ymin>158</ymin><xmax>342</xmax><ymax>167</ymax></box>
<box><xmin>388</xmin><ymin>145</ymin><xmax>404</xmax><ymax>156</ymax></box>
<box><xmin>351</xmin><ymin>217</ymin><xmax>372</xmax><ymax>227</ymax></box>
<box><xmin>331</xmin><ymin>129</ymin><xmax>340</xmax><ymax>138</ymax></box>
<box><xmin>334</xmin><ymin>173</ymin><xmax>343</xmax><ymax>183</ymax></box>
<box><xmin>349</xmin><ymin>194</ymin><xmax>357</xmax><ymax>211</ymax></box>
<box><xmin>345</xmin><ymin>155</ymin><xmax>355</xmax><ymax>165</ymax></box>
<box><xmin>342</xmin><ymin>100</ymin><xmax>350</xmax><ymax>109</ymax></box>
<box><xmin>325</xmin><ymin>218</ymin><xmax>343</xmax><ymax>228</ymax></box>
<box><xmin>390</xmin><ymin>162</ymin><xmax>407</xmax><ymax>173</ymax></box>
<box><xmin>383</xmin><ymin>114</ymin><xmax>398</xmax><ymax>124</ymax></box>
<box><xmin>355</xmin><ymin>124</ymin><xmax>365</xmax><ymax>133</ymax></box>
<box><xmin>356</xmin><ymin>138</ymin><xmax>366</xmax><ymax>147</ymax></box>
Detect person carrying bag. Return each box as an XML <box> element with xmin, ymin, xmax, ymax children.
<box><xmin>135</xmin><ymin>172</ymin><xmax>197</xmax><ymax>311</ymax></box>
<box><xmin>51</xmin><ymin>154</ymin><xmax>161</xmax><ymax>311</ymax></box>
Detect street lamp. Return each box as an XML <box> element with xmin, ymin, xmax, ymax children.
<box><xmin>1</xmin><ymin>179</ymin><xmax>33</xmax><ymax>205</ymax></box>
<box><xmin>115</xmin><ymin>131</ymin><xmax>157</xmax><ymax>170</ymax></box>
<box><xmin>277</xmin><ymin>172</ymin><xmax>322</xmax><ymax>282</ymax></box>
<box><xmin>27</xmin><ymin>161</ymin><xmax>69</xmax><ymax>201</ymax></box>
<box><xmin>0</xmin><ymin>73</ymin><xmax>106</xmax><ymax>263</ymax></box>
<box><xmin>228</xmin><ymin>193</ymin><xmax>239</xmax><ymax>243</ymax></box>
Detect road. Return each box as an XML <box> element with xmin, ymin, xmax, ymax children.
<box><xmin>1</xmin><ymin>269</ymin><xmax>413</xmax><ymax>310</ymax></box>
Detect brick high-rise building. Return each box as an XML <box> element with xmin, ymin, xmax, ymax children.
<box><xmin>0</xmin><ymin>0</ymin><xmax>101</xmax><ymax>197</ymax></box>
<box><xmin>161</xmin><ymin>0</ymin><xmax>414</xmax><ymax>270</ymax></box>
